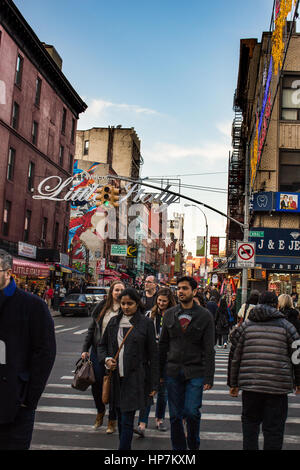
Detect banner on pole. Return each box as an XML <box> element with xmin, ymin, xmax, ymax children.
<box><xmin>196</xmin><ymin>236</ymin><xmax>205</xmax><ymax>256</ymax></box>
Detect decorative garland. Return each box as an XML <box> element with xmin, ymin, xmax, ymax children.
<box><xmin>272</xmin><ymin>0</ymin><xmax>297</xmax><ymax>74</ymax></box>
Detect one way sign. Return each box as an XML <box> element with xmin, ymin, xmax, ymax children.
<box><xmin>237</xmin><ymin>241</ymin><xmax>256</xmax><ymax>268</ymax></box>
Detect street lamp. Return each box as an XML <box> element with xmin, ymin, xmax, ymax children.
<box><xmin>184</xmin><ymin>204</ymin><xmax>208</xmax><ymax>283</ymax></box>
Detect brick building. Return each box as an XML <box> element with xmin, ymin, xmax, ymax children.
<box><xmin>0</xmin><ymin>0</ymin><xmax>87</xmax><ymax>281</ymax></box>
<box><xmin>227</xmin><ymin>19</ymin><xmax>300</xmax><ymax>298</ymax></box>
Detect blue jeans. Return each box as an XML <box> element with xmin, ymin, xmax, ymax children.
<box><xmin>138</xmin><ymin>380</ymin><xmax>168</xmax><ymax>425</ymax></box>
<box><xmin>90</xmin><ymin>347</ymin><xmax>116</xmax><ymax>420</ymax></box>
<box><xmin>116</xmin><ymin>408</ymin><xmax>136</xmax><ymax>450</ymax></box>
<box><xmin>166</xmin><ymin>371</ymin><xmax>204</xmax><ymax>450</ymax></box>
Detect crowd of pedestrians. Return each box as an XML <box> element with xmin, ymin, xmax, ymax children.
<box><xmin>1</xmin><ymin>242</ymin><xmax>300</xmax><ymax>451</ymax></box>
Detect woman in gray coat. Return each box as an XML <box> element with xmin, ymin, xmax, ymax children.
<box><xmin>98</xmin><ymin>288</ymin><xmax>159</xmax><ymax>450</ymax></box>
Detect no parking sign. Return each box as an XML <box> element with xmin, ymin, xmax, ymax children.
<box><xmin>237</xmin><ymin>242</ymin><xmax>256</xmax><ymax>268</ymax></box>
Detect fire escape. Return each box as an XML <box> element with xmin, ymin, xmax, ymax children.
<box><xmin>226</xmin><ymin>91</ymin><xmax>245</xmax><ymax>256</ymax></box>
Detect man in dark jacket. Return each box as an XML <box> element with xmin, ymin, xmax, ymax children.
<box><xmin>228</xmin><ymin>291</ymin><xmax>300</xmax><ymax>450</ymax></box>
<box><xmin>0</xmin><ymin>250</ymin><xmax>56</xmax><ymax>450</ymax></box>
<box><xmin>159</xmin><ymin>276</ymin><xmax>215</xmax><ymax>450</ymax></box>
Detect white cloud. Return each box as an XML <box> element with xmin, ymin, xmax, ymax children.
<box><xmin>78</xmin><ymin>98</ymin><xmax>160</xmax><ymax>129</ymax></box>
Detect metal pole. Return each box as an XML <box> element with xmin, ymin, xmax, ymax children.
<box><xmin>241</xmin><ymin>142</ymin><xmax>250</xmax><ymax>305</ymax></box>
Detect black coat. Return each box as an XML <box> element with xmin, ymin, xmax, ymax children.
<box><xmin>228</xmin><ymin>304</ymin><xmax>300</xmax><ymax>394</ymax></box>
<box><xmin>0</xmin><ymin>281</ymin><xmax>56</xmax><ymax>423</ymax></box>
<box><xmin>280</xmin><ymin>306</ymin><xmax>300</xmax><ymax>335</ymax></box>
<box><xmin>81</xmin><ymin>300</ymin><xmax>106</xmax><ymax>357</ymax></box>
<box><xmin>159</xmin><ymin>302</ymin><xmax>215</xmax><ymax>385</ymax></box>
<box><xmin>215</xmin><ymin>306</ymin><xmax>230</xmax><ymax>335</ymax></box>
<box><xmin>98</xmin><ymin>309</ymin><xmax>159</xmax><ymax>413</ymax></box>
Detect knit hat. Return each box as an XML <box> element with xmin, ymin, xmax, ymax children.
<box><xmin>259</xmin><ymin>291</ymin><xmax>278</xmax><ymax>306</ymax></box>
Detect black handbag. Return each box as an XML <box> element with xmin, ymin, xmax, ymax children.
<box><xmin>71</xmin><ymin>357</ymin><xmax>96</xmax><ymax>391</ymax></box>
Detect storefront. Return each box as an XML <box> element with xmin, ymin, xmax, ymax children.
<box><xmin>12</xmin><ymin>258</ymin><xmax>50</xmax><ymax>296</ymax></box>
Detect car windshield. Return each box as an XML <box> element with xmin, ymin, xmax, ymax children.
<box><xmin>86</xmin><ymin>288</ymin><xmax>107</xmax><ymax>294</ymax></box>
<box><xmin>65</xmin><ymin>294</ymin><xmax>86</xmax><ymax>301</ymax></box>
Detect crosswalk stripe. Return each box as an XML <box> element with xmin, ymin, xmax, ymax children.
<box><xmin>55</xmin><ymin>326</ymin><xmax>79</xmax><ymax>334</ymax></box>
<box><xmin>74</xmin><ymin>329</ymin><xmax>88</xmax><ymax>335</ymax></box>
<box><xmin>35</xmin><ymin>405</ymin><xmax>300</xmax><ymax>424</ymax></box>
<box><xmin>32</xmin><ymin>422</ymin><xmax>300</xmax><ymax>444</ymax></box>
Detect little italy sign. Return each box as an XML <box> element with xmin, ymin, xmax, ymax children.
<box><xmin>32</xmin><ymin>172</ymin><xmax>178</xmax><ymax>213</ymax></box>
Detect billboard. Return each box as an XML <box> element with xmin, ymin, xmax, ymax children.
<box><xmin>276</xmin><ymin>192</ymin><xmax>299</xmax><ymax>212</ymax></box>
<box><xmin>210</xmin><ymin>237</ymin><xmax>219</xmax><ymax>256</ymax></box>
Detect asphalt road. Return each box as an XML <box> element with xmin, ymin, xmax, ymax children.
<box><xmin>29</xmin><ymin>313</ymin><xmax>300</xmax><ymax>451</ymax></box>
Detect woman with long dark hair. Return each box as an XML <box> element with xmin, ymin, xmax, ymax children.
<box><xmin>81</xmin><ymin>280</ymin><xmax>125</xmax><ymax>433</ymax></box>
<box><xmin>98</xmin><ymin>288</ymin><xmax>159</xmax><ymax>450</ymax></box>
<box><xmin>136</xmin><ymin>287</ymin><xmax>176</xmax><ymax>436</ymax></box>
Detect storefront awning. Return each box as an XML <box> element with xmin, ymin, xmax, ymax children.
<box><xmin>13</xmin><ymin>258</ymin><xmax>50</xmax><ymax>278</ymax></box>
<box><xmin>228</xmin><ymin>255</ymin><xmax>300</xmax><ymax>271</ymax></box>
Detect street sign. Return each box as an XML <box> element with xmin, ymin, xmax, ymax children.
<box><xmin>110</xmin><ymin>244</ymin><xmax>127</xmax><ymax>256</ymax></box>
<box><xmin>237</xmin><ymin>242</ymin><xmax>256</xmax><ymax>268</ymax></box>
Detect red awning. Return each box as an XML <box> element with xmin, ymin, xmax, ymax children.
<box><xmin>13</xmin><ymin>258</ymin><xmax>50</xmax><ymax>278</ymax></box>
<box><xmin>121</xmin><ymin>272</ymin><xmax>130</xmax><ymax>279</ymax></box>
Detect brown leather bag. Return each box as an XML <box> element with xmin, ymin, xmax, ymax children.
<box><xmin>102</xmin><ymin>325</ymin><xmax>134</xmax><ymax>405</ymax></box>
<box><xmin>72</xmin><ymin>358</ymin><xmax>96</xmax><ymax>391</ymax></box>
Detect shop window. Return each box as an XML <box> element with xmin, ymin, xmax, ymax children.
<box><xmin>281</xmin><ymin>75</ymin><xmax>300</xmax><ymax>121</ymax></box>
<box><xmin>279</xmin><ymin>150</ymin><xmax>300</xmax><ymax>192</ymax></box>
<box><xmin>2</xmin><ymin>200</ymin><xmax>11</xmax><ymax>236</ymax></box>
<box><xmin>11</xmin><ymin>101</ymin><xmax>19</xmax><ymax>130</ymax></box>
<box><xmin>24</xmin><ymin>210</ymin><xmax>31</xmax><ymax>242</ymax></box>
<box><xmin>15</xmin><ymin>54</ymin><xmax>23</xmax><ymax>87</ymax></box>
<box><xmin>35</xmin><ymin>77</ymin><xmax>42</xmax><ymax>106</ymax></box>
<box><xmin>27</xmin><ymin>162</ymin><xmax>35</xmax><ymax>191</ymax></box>
<box><xmin>7</xmin><ymin>147</ymin><xmax>15</xmax><ymax>181</ymax></box>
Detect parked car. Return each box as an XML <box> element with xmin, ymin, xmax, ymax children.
<box><xmin>84</xmin><ymin>286</ymin><xmax>109</xmax><ymax>311</ymax></box>
<box><xmin>59</xmin><ymin>294</ymin><xmax>91</xmax><ymax>317</ymax></box>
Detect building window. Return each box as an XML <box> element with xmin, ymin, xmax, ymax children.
<box><xmin>71</xmin><ymin>118</ymin><xmax>76</xmax><ymax>143</ymax></box>
<box><xmin>83</xmin><ymin>140</ymin><xmax>89</xmax><ymax>155</ymax></box>
<box><xmin>7</xmin><ymin>147</ymin><xmax>15</xmax><ymax>181</ymax></box>
<box><xmin>59</xmin><ymin>145</ymin><xmax>64</xmax><ymax>166</ymax></box>
<box><xmin>11</xmin><ymin>102</ymin><xmax>19</xmax><ymax>130</ymax></box>
<box><xmin>35</xmin><ymin>77</ymin><xmax>42</xmax><ymax>106</ymax></box>
<box><xmin>27</xmin><ymin>162</ymin><xmax>35</xmax><ymax>191</ymax></box>
<box><xmin>54</xmin><ymin>222</ymin><xmax>59</xmax><ymax>248</ymax></box>
<box><xmin>279</xmin><ymin>150</ymin><xmax>300</xmax><ymax>192</ymax></box>
<box><xmin>32</xmin><ymin>121</ymin><xmax>38</xmax><ymax>145</ymax></box>
<box><xmin>24</xmin><ymin>210</ymin><xmax>31</xmax><ymax>242</ymax></box>
<box><xmin>41</xmin><ymin>217</ymin><xmax>48</xmax><ymax>245</ymax></box>
<box><xmin>15</xmin><ymin>54</ymin><xmax>23</xmax><ymax>87</ymax></box>
<box><xmin>61</xmin><ymin>108</ymin><xmax>67</xmax><ymax>134</ymax></box>
<box><xmin>2</xmin><ymin>200</ymin><xmax>11</xmax><ymax>236</ymax></box>
<box><xmin>281</xmin><ymin>75</ymin><xmax>300</xmax><ymax>121</ymax></box>
<box><xmin>69</xmin><ymin>154</ymin><xmax>74</xmax><ymax>173</ymax></box>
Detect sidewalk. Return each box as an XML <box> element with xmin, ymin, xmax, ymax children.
<box><xmin>50</xmin><ymin>308</ymin><xmax>61</xmax><ymax>318</ymax></box>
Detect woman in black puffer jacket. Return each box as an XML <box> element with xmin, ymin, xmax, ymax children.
<box><xmin>278</xmin><ymin>293</ymin><xmax>300</xmax><ymax>334</ymax></box>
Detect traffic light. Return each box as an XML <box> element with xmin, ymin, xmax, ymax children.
<box><xmin>95</xmin><ymin>185</ymin><xmax>119</xmax><ymax>207</ymax></box>
<box><xmin>110</xmin><ymin>187</ymin><xmax>120</xmax><ymax>207</ymax></box>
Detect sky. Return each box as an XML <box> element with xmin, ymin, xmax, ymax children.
<box><xmin>14</xmin><ymin>0</ymin><xmax>279</xmax><ymax>255</ymax></box>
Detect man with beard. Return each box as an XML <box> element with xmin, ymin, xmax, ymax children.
<box><xmin>0</xmin><ymin>249</ymin><xmax>56</xmax><ymax>449</ymax></box>
<box><xmin>159</xmin><ymin>276</ymin><xmax>215</xmax><ymax>450</ymax></box>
